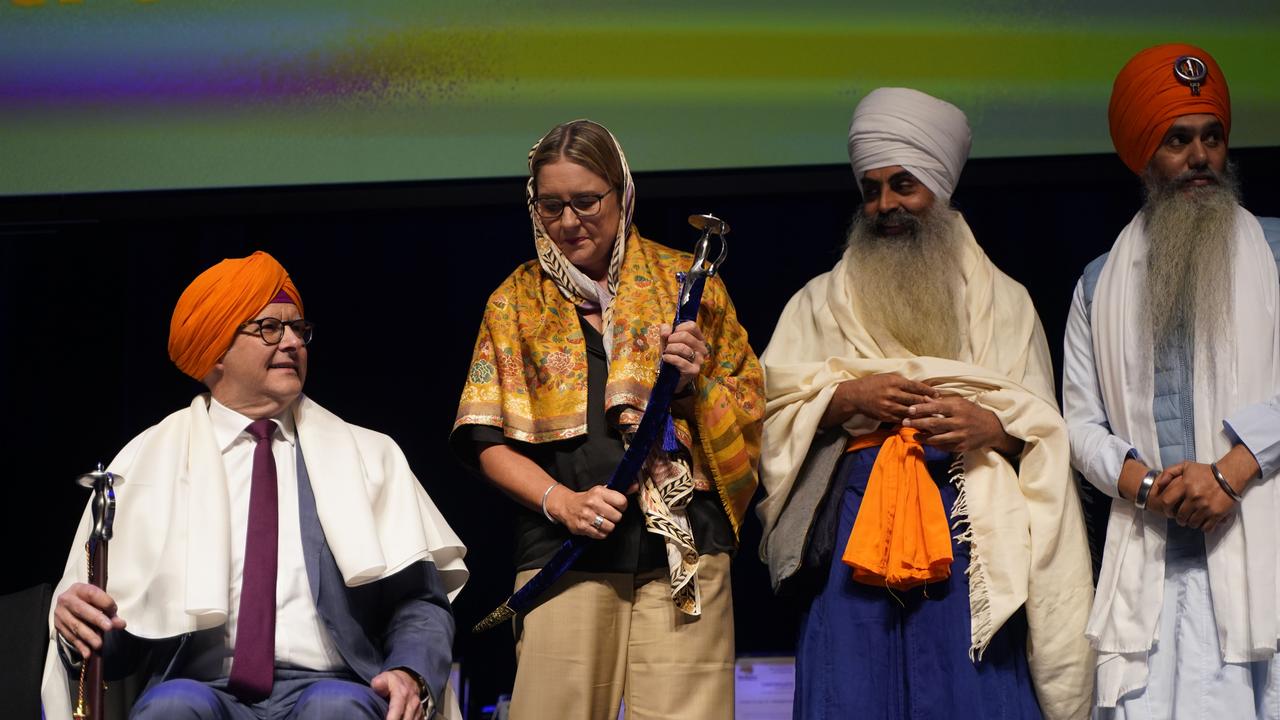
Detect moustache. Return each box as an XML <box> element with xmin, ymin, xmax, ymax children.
<box><xmin>871</xmin><ymin>209</ymin><xmax>921</xmax><ymax>237</ymax></box>
<box><xmin>1174</xmin><ymin>168</ymin><xmax>1220</xmax><ymax>186</ymax></box>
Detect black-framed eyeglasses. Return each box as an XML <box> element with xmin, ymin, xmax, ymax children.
<box><xmin>533</xmin><ymin>189</ymin><xmax>613</xmax><ymax>220</ymax></box>
<box><xmin>238</xmin><ymin>318</ymin><xmax>315</xmax><ymax>346</ymax></box>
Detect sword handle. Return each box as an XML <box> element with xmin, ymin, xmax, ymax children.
<box><xmin>674</xmin><ymin>272</ymin><xmax>708</xmax><ymax>326</ymax></box>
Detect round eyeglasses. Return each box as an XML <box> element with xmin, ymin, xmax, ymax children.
<box><xmin>238</xmin><ymin>318</ymin><xmax>315</xmax><ymax>346</ymax></box>
<box><xmin>533</xmin><ymin>189</ymin><xmax>613</xmax><ymax>220</ymax></box>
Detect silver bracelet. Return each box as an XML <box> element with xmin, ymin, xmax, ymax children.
<box><xmin>1210</xmin><ymin>462</ymin><xmax>1244</xmax><ymax>502</ymax></box>
<box><xmin>540</xmin><ymin>483</ymin><xmax>560</xmax><ymax>523</ymax></box>
<box><xmin>1134</xmin><ymin>469</ymin><xmax>1158</xmax><ymax>510</ymax></box>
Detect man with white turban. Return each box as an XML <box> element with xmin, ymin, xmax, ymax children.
<box><xmin>41</xmin><ymin>252</ymin><xmax>468</xmax><ymax>720</ymax></box>
<box><xmin>1064</xmin><ymin>43</ymin><xmax>1280</xmax><ymax>717</ymax></box>
<box><xmin>757</xmin><ymin>87</ymin><xmax>1094</xmax><ymax>719</ymax></box>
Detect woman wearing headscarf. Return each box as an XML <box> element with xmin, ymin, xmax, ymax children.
<box><xmin>452</xmin><ymin>119</ymin><xmax>763</xmax><ymax>719</ymax></box>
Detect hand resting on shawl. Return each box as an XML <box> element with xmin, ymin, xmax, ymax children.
<box><xmin>819</xmin><ymin>373</ymin><xmax>937</xmax><ymax>427</ymax></box>
<box><xmin>818</xmin><ymin>374</ymin><xmax>1022</xmax><ymax>456</ymax></box>
<box><xmin>904</xmin><ymin>393</ymin><xmax>1025</xmax><ymax>456</ymax></box>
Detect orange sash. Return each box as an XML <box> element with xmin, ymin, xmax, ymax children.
<box><xmin>840</xmin><ymin>427</ymin><xmax>953</xmax><ymax>590</ymax></box>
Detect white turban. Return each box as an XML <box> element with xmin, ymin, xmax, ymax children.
<box><xmin>847</xmin><ymin>87</ymin><xmax>972</xmax><ymax>201</ymax></box>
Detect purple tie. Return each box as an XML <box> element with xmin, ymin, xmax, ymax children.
<box><xmin>227</xmin><ymin>418</ymin><xmax>279</xmax><ymax>702</ymax></box>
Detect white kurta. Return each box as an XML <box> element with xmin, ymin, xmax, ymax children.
<box><xmin>1075</xmin><ymin>206</ymin><xmax>1280</xmax><ymax>713</ymax></box>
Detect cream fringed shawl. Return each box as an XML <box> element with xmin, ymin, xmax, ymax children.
<box><xmin>41</xmin><ymin>394</ymin><xmax>469</xmax><ymax>720</ymax></box>
<box><xmin>757</xmin><ymin>215</ymin><xmax>1094</xmax><ymax>720</ymax></box>
<box><xmin>1086</xmin><ymin>207</ymin><xmax>1280</xmax><ymax>707</ymax></box>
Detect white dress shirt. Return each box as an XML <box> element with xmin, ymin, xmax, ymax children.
<box><xmin>184</xmin><ymin>398</ymin><xmax>347</xmax><ymax>679</ymax></box>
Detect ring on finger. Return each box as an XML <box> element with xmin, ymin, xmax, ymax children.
<box><xmin>592</xmin><ymin>514</ymin><xmax>605</xmax><ymax>529</ymax></box>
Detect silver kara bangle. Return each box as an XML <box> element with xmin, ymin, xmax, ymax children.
<box><xmin>1134</xmin><ymin>469</ymin><xmax>1158</xmax><ymax>510</ymax></box>
<box><xmin>1211</xmin><ymin>462</ymin><xmax>1244</xmax><ymax>502</ymax></box>
<box><xmin>540</xmin><ymin>483</ymin><xmax>560</xmax><ymax>523</ymax></box>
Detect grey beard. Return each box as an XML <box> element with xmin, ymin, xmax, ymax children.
<box><xmin>1140</xmin><ymin>162</ymin><xmax>1240</xmax><ymax>366</ymax></box>
<box><xmin>845</xmin><ymin>203</ymin><xmax>964</xmax><ymax>360</ymax></box>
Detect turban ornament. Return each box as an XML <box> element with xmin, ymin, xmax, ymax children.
<box><xmin>1108</xmin><ymin>43</ymin><xmax>1231</xmax><ymax>175</ymax></box>
<box><xmin>168</xmin><ymin>251</ymin><xmax>303</xmax><ymax>381</ymax></box>
<box><xmin>848</xmin><ymin>87</ymin><xmax>972</xmax><ymax>201</ymax></box>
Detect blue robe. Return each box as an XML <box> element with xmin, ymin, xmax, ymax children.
<box><xmin>795</xmin><ymin>442</ymin><xmax>1042</xmax><ymax>720</ymax></box>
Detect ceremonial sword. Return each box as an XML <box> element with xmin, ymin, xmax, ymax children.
<box><xmin>73</xmin><ymin>464</ymin><xmax>119</xmax><ymax>720</ymax></box>
<box><xmin>474</xmin><ymin>213</ymin><xmax>730</xmax><ymax>632</ymax></box>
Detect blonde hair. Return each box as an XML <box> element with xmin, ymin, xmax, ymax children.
<box><xmin>530</xmin><ymin>120</ymin><xmax>625</xmax><ymax>197</ymax></box>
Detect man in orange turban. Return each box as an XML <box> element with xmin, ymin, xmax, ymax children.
<box><xmin>1108</xmin><ymin>43</ymin><xmax>1231</xmax><ymax>176</ymax></box>
<box><xmin>1065</xmin><ymin>43</ymin><xmax>1280</xmax><ymax>715</ymax></box>
<box><xmin>42</xmin><ymin>252</ymin><xmax>468</xmax><ymax>720</ymax></box>
<box><xmin>167</xmin><ymin>250</ymin><xmax>305</xmax><ymax>383</ymax></box>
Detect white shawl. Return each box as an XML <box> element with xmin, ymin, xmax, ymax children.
<box><xmin>1087</xmin><ymin>206</ymin><xmax>1280</xmax><ymax>706</ymax></box>
<box><xmin>41</xmin><ymin>394</ymin><xmax>468</xmax><ymax>719</ymax></box>
<box><xmin>758</xmin><ymin>215</ymin><xmax>1094</xmax><ymax>720</ymax></box>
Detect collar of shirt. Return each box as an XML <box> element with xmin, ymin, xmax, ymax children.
<box><xmin>208</xmin><ymin>396</ymin><xmax>297</xmax><ymax>453</ymax></box>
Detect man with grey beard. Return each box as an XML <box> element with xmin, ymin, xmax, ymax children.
<box><xmin>1064</xmin><ymin>43</ymin><xmax>1280</xmax><ymax>717</ymax></box>
<box><xmin>845</xmin><ymin>199</ymin><xmax>966</xmax><ymax>361</ymax></box>
<box><xmin>758</xmin><ymin>87</ymin><xmax>1093</xmax><ymax>720</ymax></box>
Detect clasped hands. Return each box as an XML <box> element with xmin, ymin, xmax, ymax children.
<box><xmin>1130</xmin><ymin>455</ymin><xmax>1252</xmax><ymax>534</ymax></box>
<box><xmin>822</xmin><ymin>373</ymin><xmax>1022</xmax><ymax>456</ymax></box>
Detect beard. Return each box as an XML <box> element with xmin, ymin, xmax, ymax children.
<box><xmin>845</xmin><ymin>203</ymin><xmax>964</xmax><ymax>360</ymax></box>
<box><xmin>1140</xmin><ymin>162</ymin><xmax>1240</xmax><ymax>363</ymax></box>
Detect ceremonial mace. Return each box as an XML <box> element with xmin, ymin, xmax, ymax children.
<box><xmin>73</xmin><ymin>463</ymin><xmax>118</xmax><ymax>720</ymax></box>
<box><xmin>474</xmin><ymin>213</ymin><xmax>730</xmax><ymax>632</ymax></box>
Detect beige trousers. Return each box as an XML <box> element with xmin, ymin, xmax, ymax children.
<box><xmin>509</xmin><ymin>552</ymin><xmax>735</xmax><ymax>720</ymax></box>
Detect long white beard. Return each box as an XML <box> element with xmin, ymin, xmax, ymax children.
<box><xmin>845</xmin><ymin>203</ymin><xmax>963</xmax><ymax>360</ymax></box>
<box><xmin>1140</xmin><ymin>163</ymin><xmax>1240</xmax><ymax>367</ymax></box>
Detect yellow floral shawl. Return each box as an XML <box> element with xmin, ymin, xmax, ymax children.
<box><xmin>453</xmin><ymin>230</ymin><xmax>763</xmax><ymax>536</ymax></box>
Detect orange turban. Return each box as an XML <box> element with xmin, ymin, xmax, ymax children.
<box><xmin>168</xmin><ymin>251</ymin><xmax>304</xmax><ymax>381</ymax></box>
<box><xmin>1109</xmin><ymin>43</ymin><xmax>1231</xmax><ymax>175</ymax></box>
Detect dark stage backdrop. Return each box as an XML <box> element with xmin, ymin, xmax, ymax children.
<box><xmin>3</xmin><ymin>148</ymin><xmax>1278</xmax><ymax>717</ymax></box>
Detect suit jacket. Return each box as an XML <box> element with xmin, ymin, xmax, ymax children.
<box><xmin>93</xmin><ymin>443</ymin><xmax>455</xmax><ymax>708</ymax></box>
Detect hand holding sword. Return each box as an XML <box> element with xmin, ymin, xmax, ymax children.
<box><xmin>473</xmin><ymin>213</ymin><xmax>730</xmax><ymax>633</ymax></box>
<box><xmin>53</xmin><ymin>464</ymin><xmax>122</xmax><ymax>720</ymax></box>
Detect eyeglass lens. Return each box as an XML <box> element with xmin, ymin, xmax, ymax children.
<box><xmin>257</xmin><ymin>318</ymin><xmax>313</xmax><ymax>344</ymax></box>
<box><xmin>536</xmin><ymin>194</ymin><xmax>603</xmax><ymax>218</ymax></box>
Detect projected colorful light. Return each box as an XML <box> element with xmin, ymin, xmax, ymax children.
<box><xmin>1</xmin><ymin>0</ymin><xmax>1276</xmax><ymax>194</ymax></box>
